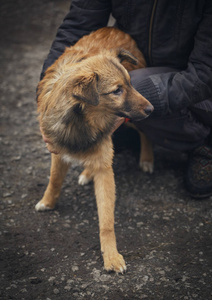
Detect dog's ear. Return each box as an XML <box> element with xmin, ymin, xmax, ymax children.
<box><xmin>117</xmin><ymin>48</ymin><xmax>138</xmax><ymax>65</ymax></box>
<box><xmin>71</xmin><ymin>72</ymin><xmax>99</xmax><ymax>106</ymax></box>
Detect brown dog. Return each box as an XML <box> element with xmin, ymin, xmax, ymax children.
<box><xmin>35</xmin><ymin>27</ymin><xmax>154</xmax><ymax>273</ymax></box>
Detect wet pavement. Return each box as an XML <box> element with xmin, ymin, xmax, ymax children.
<box><xmin>1</xmin><ymin>1</ymin><xmax>212</xmax><ymax>299</ymax></box>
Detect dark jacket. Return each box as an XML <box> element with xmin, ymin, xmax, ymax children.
<box><xmin>40</xmin><ymin>0</ymin><xmax>212</xmax><ymax>117</ymax></box>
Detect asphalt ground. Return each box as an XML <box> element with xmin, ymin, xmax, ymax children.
<box><xmin>0</xmin><ymin>1</ymin><xmax>212</xmax><ymax>299</ymax></box>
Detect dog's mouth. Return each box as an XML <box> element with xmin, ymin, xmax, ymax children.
<box><xmin>115</xmin><ymin>109</ymin><xmax>153</xmax><ymax>122</ymax></box>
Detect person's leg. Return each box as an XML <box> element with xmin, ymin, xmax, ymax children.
<box><xmin>190</xmin><ymin>99</ymin><xmax>212</xmax><ymax>128</ymax></box>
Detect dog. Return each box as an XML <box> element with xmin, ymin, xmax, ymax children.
<box><xmin>35</xmin><ymin>27</ymin><xmax>154</xmax><ymax>273</ymax></box>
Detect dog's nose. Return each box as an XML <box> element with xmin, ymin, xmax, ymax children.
<box><xmin>144</xmin><ymin>105</ymin><xmax>154</xmax><ymax>116</ymax></box>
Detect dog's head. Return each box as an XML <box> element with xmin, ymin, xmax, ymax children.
<box><xmin>68</xmin><ymin>49</ymin><xmax>153</xmax><ymax>120</ymax></box>
<box><xmin>37</xmin><ymin>49</ymin><xmax>153</xmax><ymax>153</ymax></box>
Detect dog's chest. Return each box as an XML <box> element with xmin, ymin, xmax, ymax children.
<box><xmin>61</xmin><ymin>154</ymin><xmax>82</xmax><ymax>167</ymax></box>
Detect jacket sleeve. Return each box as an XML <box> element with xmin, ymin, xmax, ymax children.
<box><xmin>40</xmin><ymin>0</ymin><xmax>112</xmax><ymax>79</ymax></box>
<box><xmin>131</xmin><ymin>1</ymin><xmax>212</xmax><ymax>117</ymax></box>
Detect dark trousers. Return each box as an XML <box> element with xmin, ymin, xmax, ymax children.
<box><xmin>130</xmin><ymin>67</ymin><xmax>212</xmax><ymax>151</ymax></box>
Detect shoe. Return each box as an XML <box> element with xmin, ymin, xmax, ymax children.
<box><xmin>185</xmin><ymin>144</ymin><xmax>212</xmax><ymax>199</ymax></box>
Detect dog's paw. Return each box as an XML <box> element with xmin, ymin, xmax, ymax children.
<box><xmin>103</xmin><ymin>252</ymin><xmax>127</xmax><ymax>274</ymax></box>
<box><xmin>139</xmin><ymin>161</ymin><xmax>154</xmax><ymax>173</ymax></box>
<box><xmin>78</xmin><ymin>174</ymin><xmax>92</xmax><ymax>186</ymax></box>
<box><xmin>35</xmin><ymin>201</ymin><xmax>54</xmax><ymax>212</ymax></box>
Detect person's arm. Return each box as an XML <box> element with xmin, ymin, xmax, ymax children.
<box><xmin>40</xmin><ymin>0</ymin><xmax>112</xmax><ymax>79</ymax></box>
<box><xmin>130</xmin><ymin>1</ymin><xmax>212</xmax><ymax>117</ymax></box>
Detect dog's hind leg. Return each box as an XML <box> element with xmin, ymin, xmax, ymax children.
<box><xmin>78</xmin><ymin>168</ymin><xmax>93</xmax><ymax>185</ymax></box>
<box><xmin>139</xmin><ymin>132</ymin><xmax>154</xmax><ymax>173</ymax></box>
<box><xmin>35</xmin><ymin>154</ymin><xmax>70</xmax><ymax>211</ymax></box>
<box><xmin>93</xmin><ymin>166</ymin><xmax>126</xmax><ymax>273</ymax></box>
<box><xmin>125</xmin><ymin>122</ymin><xmax>154</xmax><ymax>173</ymax></box>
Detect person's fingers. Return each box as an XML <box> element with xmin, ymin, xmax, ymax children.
<box><xmin>40</xmin><ymin>126</ymin><xmax>59</xmax><ymax>154</ymax></box>
<box><xmin>111</xmin><ymin>117</ymin><xmax>125</xmax><ymax>133</ymax></box>
<box><xmin>46</xmin><ymin>143</ymin><xmax>59</xmax><ymax>154</ymax></box>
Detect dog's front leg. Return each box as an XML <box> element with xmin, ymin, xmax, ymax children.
<box><xmin>94</xmin><ymin>167</ymin><xmax>126</xmax><ymax>273</ymax></box>
<box><xmin>35</xmin><ymin>154</ymin><xmax>70</xmax><ymax>211</ymax></box>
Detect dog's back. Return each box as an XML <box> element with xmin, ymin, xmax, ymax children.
<box><xmin>58</xmin><ymin>27</ymin><xmax>146</xmax><ymax>71</ymax></box>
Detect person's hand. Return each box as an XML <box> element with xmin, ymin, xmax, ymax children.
<box><xmin>40</xmin><ymin>127</ymin><xmax>59</xmax><ymax>154</ymax></box>
<box><xmin>111</xmin><ymin>117</ymin><xmax>125</xmax><ymax>133</ymax></box>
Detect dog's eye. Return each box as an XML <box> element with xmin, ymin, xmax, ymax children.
<box><xmin>112</xmin><ymin>87</ymin><xmax>122</xmax><ymax>95</ymax></box>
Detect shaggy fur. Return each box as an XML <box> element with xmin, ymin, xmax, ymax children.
<box><xmin>35</xmin><ymin>27</ymin><xmax>154</xmax><ymax>273</ymax></box>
